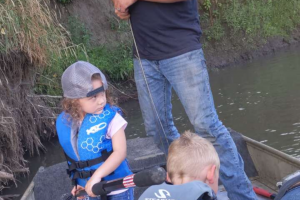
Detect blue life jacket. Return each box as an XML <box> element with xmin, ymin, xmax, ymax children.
<box><xmin>56</xmin><ymin>104</ymin><xmax>132</xmax><ymax>187</ymax></box>
<box><xmin>138</xmin><ymin>181</ymin><xmax>217</xmax><ymax>200</ymax></box>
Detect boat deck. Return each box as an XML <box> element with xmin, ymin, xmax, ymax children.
<box><xmin>24</xmin><ymin>134</ymin><xmax>300</xmax><ymax>200</ymax></box>
<box><xmin>217</xmin><ymin>178</ymin><xmax>276</xmax><ymax>200</ymax></box>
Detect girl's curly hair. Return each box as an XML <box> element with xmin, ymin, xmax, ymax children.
<box><xmin>62</xmin><ymin>74</ymin><xmax>115</xmax><ymax>122</ymax></box>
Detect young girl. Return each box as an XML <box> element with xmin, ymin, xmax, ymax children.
<box><xmin>56</xmin><ymin>61</ymin><xmax>134</xmax><ymax>200</ymax></box>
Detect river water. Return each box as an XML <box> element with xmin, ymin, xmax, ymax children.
<box><xmin>3</xmin><ymin>45</ymin><xmax>300</xmax><ymax>197</ymax></box>
<box><xmin>125</xmin><ymin>45</ymin><xmax>300</xmax><ymax>157</ymax></box>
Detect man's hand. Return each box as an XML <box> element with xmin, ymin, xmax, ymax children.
<box><xmin>112</xmin><ymin>0</ymin><xmax>137</xmax><ymax>20</ymax></box>
<box><xmin>115</xmin><ymin>9</ymin><xmax>130</xmax><ymax>20</ymax></box>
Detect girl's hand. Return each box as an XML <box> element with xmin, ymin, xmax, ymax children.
<box><xmin>84</xmin><ymin>127</ymin><xmax>127</xmax><ymax>196</ymax></box>
<box><xmin>71</xmin><ymin>185</ymin><xmax>86</xmax><ymax>199</ymax></box>
<box><xmin>85</xmin><ymin>175</ymin><xmax>102</xmax><ymax>197</ymax></box>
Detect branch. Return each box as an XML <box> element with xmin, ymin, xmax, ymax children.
<box><xmin>0</xmin><ymin>171</ymin><xmax>14</xmax><ymax>180</ymax></box>
<box><xmin>12</xmin><ymin>168</ymin><xmax>29</xmax><ymax>173</ymax></box>
<box><xmin>27</xmin><ymin>94</ymin><xmax>62</xmax><ymax>99</ymax></box>
<box><xmin>0</xmin><ymin>194</ymin><xmax>20</xmax><ymax>199</ymax></box>
<box><xmin>108</xmin><ymin>83</ymin><xmax>137</xmax><ymax>100</ymax></box>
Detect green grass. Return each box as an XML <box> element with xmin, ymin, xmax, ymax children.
<box><xmin>200</xmin><ymin>0</ymin><xmax>300</xmax><ymax>42</ymax></box>
<box><xmin>67</xmin><ymin>16</ymin><xmax>91</xmax><ymax>48</ymax></box>
<box><xmin>35</xmin><ymin>44</ymin><xmax>133</xmax><ymax>95</ymax></box>
<box><xmin>35</xmin><ymin>16</ymin><xmax>133</xmax><ymax>96</ymax></box>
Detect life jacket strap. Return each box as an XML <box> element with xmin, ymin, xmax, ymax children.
<box><xmin>73</xmin><ymin>169</ymin><xmax>96</xmax><ymax>179</ymax></box>
<box><xmin>65</xmin><ymin>149</ymin><xmax>112</xmax><ymax>171</ymax></box>
<box><xmin>70</xmin><ymin>169</ymin><xmax>114</xmax><ymax>180</ymax></box>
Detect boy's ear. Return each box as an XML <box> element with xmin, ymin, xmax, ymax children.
<box><xmin>166</xmin><ymin>172</ymin><xmax>171</xmax><ymax>182</ymax></box>
<box><xmin>206</xmin><ymin>165</ymin><xmax>216</xmax><ymax>184</ymax></box>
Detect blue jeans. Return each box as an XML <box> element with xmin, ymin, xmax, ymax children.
<box><xmin>79</xmin><ymin>188</ymin><xmax>134</xmax><ymax>200</ymax></box>
<box><xmin>281</xmin><ymin>185</ymin><xmax>300</xmax><ymax>200</ymax></box>
<box><xmin>134</xmin><ymin>49</ymin><xmax>257</xmax><ymax>200</ymax></box>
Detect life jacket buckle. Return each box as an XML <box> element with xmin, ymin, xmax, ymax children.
<box><xmin>75</xmin><ymin>160</ymin><xmax>89</xmax><ymax>169</ymax></box>
<box><xmin>79</xmin><ymin>170</ymin><xmax>91</xmax><ymax>179</ymax></box>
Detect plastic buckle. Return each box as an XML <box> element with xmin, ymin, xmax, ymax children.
<box><xmin>76</xmin><ymin>160</ymin><xmax>89</xmax><ymax>169</ymax></box>
<box><xmin>79</xmin><ymin>170</ymin><xmax>91</xmax><ymax>179</ymax></box>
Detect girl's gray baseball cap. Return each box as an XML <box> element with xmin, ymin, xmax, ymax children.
<box><xmin>61</xmin><ymin>61</ymin><xmax>108</xmax><ymax>99</ymax></box>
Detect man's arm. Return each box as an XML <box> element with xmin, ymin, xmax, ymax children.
<box><xmin>140</xmin><ymin>0</ymin><xmax>187</xmax><ymax>2</ymax></box>
<box><xmin>113</xmin><ymin>0</ymin><xmax>188</xmax><ymax>20</ymax></box>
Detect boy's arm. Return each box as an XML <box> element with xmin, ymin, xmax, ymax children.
<box><xmin>84</xmin><ymin>128</ymin><xmax>127</xmax><ymax>197</ymax></box>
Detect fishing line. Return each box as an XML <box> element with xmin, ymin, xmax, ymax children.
<box><xmin>128</xmin><ymin>19</ymin><xmax>169</xmax><ymax>157</ymax></box>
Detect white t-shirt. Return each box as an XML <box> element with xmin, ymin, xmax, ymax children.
<box><xmin>106</xmin><ymin>113</ymin><xmax>128</xmax><ymax>139</ymax></box>
<box><xmin>106</xmin><ymin>113</ymin><xmax>129</xmax><ymax>196</ymax></box>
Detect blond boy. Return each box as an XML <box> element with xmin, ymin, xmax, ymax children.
<box><xmin>139</xmin><ymin>131</ymin><xmax>220</xmax><ymax>200</ymax></box>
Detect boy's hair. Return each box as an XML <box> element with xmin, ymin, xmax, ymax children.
<box><xmin>62</xmin><ymin>74</ymin><xmax>115</xmax><ymax>122</ymax></box>
<box><xmin>167</xmin><ymin>131</ymin><xmax>220</xmax><ymax>182</ymax></box>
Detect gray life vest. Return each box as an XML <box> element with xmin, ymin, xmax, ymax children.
<box><xmin>138</xmin><ymin>181</ymin><xmax>216</xmax><ymax>200</ymax></box>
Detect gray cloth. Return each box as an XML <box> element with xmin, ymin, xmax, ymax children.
<box><xmin>61</xmin><ymin>61</ymin><xmax>108</xmax><ymax>99</ymax></box>
<box><xmin>138</xmin><ymin>181</ymin><xmax>214</xmax><ymax>200</ymax></box>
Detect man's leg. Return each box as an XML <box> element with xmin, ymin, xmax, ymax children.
<box><xmin>281</xmin><ymin>186</ymin><xmax>300</xmax><ymax>200</ymax></box>
<box><xmin>160</xmin><ymin>49</ymin><xmax>257</xmax><ymax>200</ymax></box>
<box><xmin>133</xmin><ymin>59</ymin><xmax>180</xmax><ymax>154</ymax></box>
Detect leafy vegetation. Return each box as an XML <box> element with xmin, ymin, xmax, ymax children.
<box><xmin>35</xmin><ymin>17</ymin><xmax>133</xmax><ymax>96</ymax></box>
<box><xmin>200</xmin><ymin>0</ymin><xmax>300</xmax><ymax>42</ymax></box>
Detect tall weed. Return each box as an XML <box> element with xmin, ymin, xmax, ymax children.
<box><xmin>0</xmin><ymin>0</ymin><xmax>71</xmax><ymax>66</ymax></box>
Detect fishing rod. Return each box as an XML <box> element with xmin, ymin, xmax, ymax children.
<box><xmin>92</xmin><ymin>166</ymin><xmax>166</xmax><ymax>195</ymax></box>
<box><xmin>61</xmin><ymin>166</ymin><xmax>166</xmax><ymax>200</ymax></box>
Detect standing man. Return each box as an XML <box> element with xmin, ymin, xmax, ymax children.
<box><xmin>113</xmin><ymin>0</ymin><xmax>257</xmax><ymax>199</ymax></box>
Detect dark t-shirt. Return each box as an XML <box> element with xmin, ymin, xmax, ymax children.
<box><xmin>129</xmin><ymin>0</ymin><xmax>202</xmax><ymax>60</ymax></box>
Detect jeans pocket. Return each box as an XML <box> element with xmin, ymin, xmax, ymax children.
<box><xmin>187</xmin><ymin>48</ymin><xmax>206</xmax><ymax>62</ymax></box>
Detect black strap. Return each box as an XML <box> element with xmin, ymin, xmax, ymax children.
<box><xmin>102</xmin><ymin>195</ymin><xmax>108</xmax><ymax>200</ymax></box>
<box><xmin>275</xmin><ymin>175</ymin><xmax>300</xmax><ymax>200</ymax></box>
<box><xmin>71</xmin><ymin>169</ymin><xmax>114</xmax><ymax>179</ymax></box>
<box><xmin>65</xmin><ymin>150</ymin><xmax>112</xmax><ymax>171</ymax></box>
<box><xmin>86</xmin><ymin>86</ymin><xmax>105</xmax><ymax>97</ymax></box>
<box><xmin>72</xmin><ymin>169</ymin><xmax>97</xmax><ymax>179</ymax></box>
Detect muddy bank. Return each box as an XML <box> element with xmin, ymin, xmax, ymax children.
<box><xmin>204</xmin><ymin>28</ymin><xmax>300</xmax><ymax>69</ymax></box>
